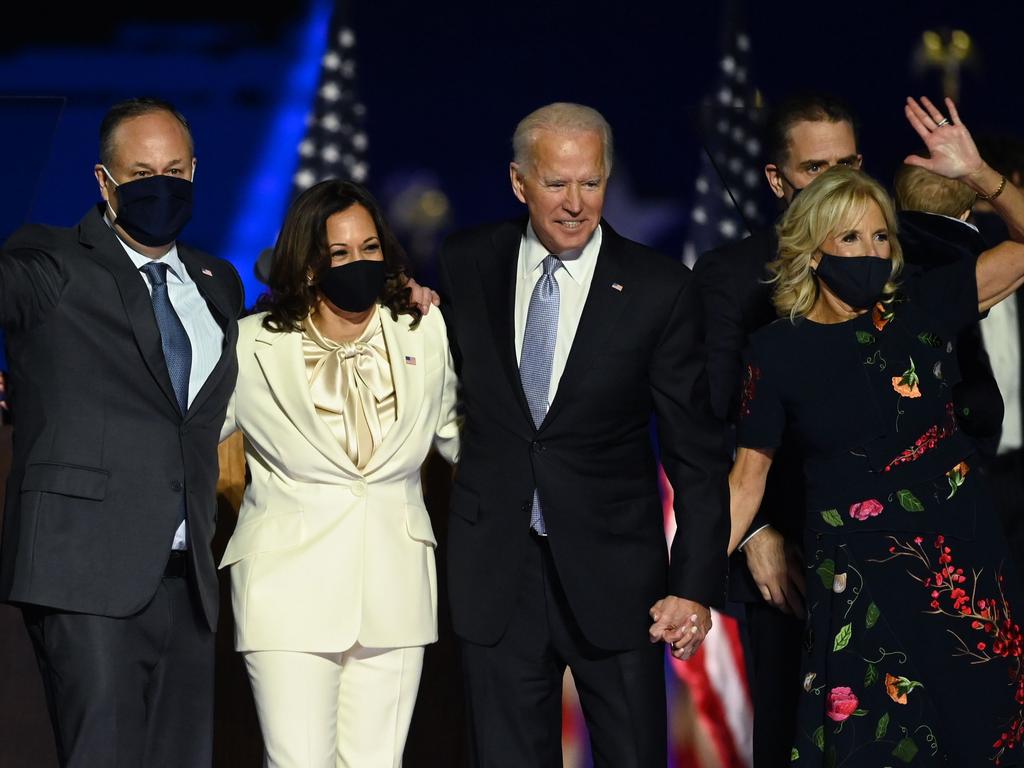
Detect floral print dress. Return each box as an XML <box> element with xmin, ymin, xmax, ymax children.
<box><xmin>739</xmin><ymin>259</ymin><xmax>1024</xmax><ymax>767</ymax></box>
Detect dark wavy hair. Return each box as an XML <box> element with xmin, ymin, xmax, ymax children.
<box><xmin>257</xmin><ymin>179</ymin><xmax>420</xmax><ymax>332</ymax></box>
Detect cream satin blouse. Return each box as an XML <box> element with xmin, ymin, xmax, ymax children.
<box><xmin>302</xmin><ymin>309</ymin><xmax>397</xmax><ymax>469</ymax></box>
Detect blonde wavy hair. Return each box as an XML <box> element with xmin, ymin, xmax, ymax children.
<box><xmin>767</xmin><ymin>165</ymin><xmax>904</xmax><ymax>321</ymax></box>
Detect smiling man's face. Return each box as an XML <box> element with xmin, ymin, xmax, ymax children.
<box><xmin>510</xmin><ymin>128</ymin><xmax>606</xmax><ymax>254</ymax></box>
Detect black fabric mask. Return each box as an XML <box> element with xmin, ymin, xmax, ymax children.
<box><xmin>779</xmin><ymin>170</ymin><xmax>804</xmax><ymax>201</ymax></box>
<box><xmin>318</xmin><ymin>259</ymin><xmax>387</xmax><ymax>312</ymax></box>
<box><xmin>813</xmin><ymin>253</ymin><xmax>892</xmax><ymax>309</ymax></box>
<box><xmin>106</xmin><ymin>169</ymin><xmax>194</xmax><ymax>247</ymax></box>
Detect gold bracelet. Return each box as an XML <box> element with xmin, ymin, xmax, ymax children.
<box><xmin>978</xmin><ymin>174</ymin><xmax>1008</xmax><ymax>201</ymax></box>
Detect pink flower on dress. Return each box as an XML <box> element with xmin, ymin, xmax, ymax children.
<box><xmin>849</xmin><ymin>498</ymin><xmax>884</xmax><ymax>521</ymax></box>
<box><xmin>826</xmin><ymin>687</ymin><xmax>859</xmax><ymax>722</ymax></box>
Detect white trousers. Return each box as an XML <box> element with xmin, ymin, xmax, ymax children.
<box><xmin>244</xmin><ymin>644</ymin><xmax>425</xmax><ymax>768</ymax></box>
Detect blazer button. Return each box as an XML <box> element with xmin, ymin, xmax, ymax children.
<box><xmin>170</xmin><ymin>480</ymin><xmax>183</xmax><ymax>492</ymax></box>
<box><xmin>351</xmin><ymin>480</ymin><xmax>367</xmax><ymax>497</ymax></box>
<box><xmin>531</xmin><ymin>440</ymin><xmax>544</xmax><ymax>454</ymax></box>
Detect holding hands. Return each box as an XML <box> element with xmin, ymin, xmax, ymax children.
<box><xmin>649</xmin><ymin>596</ymin><xmax>712</xmax><ymax>661</ymax></box>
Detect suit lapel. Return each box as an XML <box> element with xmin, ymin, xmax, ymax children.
<box><xmin>479</xmin><ymin>220</ymin><xmax>533</xmax><ymax>423</ymax></box>
<box><xmin>178</xmin><ymin>247</ymin><xmax>236</xmax><ymax>420</ymax></box>
<box><xmin>542</xmin><ymin>223</ymin><xmax>629</xmax><ymax>428</ymax></box>
<box><xmin>363</xmin><ymin>311</ymin><xmax>425</xmax><ymax>476</ymax></box>
<box><xmin>78</xmin><ymin>207</ymin><xmax>180</xmax><ymax>417</ymax></box>
<box><xmin>253</xmin><ymin>324</ymin><xmax>360</xmax><ymax>476</ymax></box>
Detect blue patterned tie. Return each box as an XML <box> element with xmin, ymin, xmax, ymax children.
<box><xmin>520</xmin><ymin>255</ymin><xmax>562</xmax><ymax>535</ymax></box>
<box><xmin>140</xmin><ymin>262</ymin><xmax>192</xmax><ymax>415</ymax></box>
<box><xmin>141</xmin><ymin>262</ymin><xmax>191</xmax><ymax>533</ymax></box>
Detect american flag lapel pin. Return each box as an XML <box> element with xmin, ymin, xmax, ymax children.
<box><xmin>611</xmin><ymin>282</ymin><xmax>623</xmax><ymax>292</ymax></box>
<box><xmin>201</xmin><ymin>268</ymin><xmax>213</xmax><ymax>277</ymax></box>
<box><xmin>404</xmin><ymin>355</ymin><xmax>417</xmax><ymax>365</ymax></box>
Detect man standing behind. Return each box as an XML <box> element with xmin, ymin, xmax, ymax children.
<box><xmin>0</xmin><ymin>97</ymin><xmax>243</xmax><ymax>766</ymax></box>
<box><xmin>693</xmin><ymin>92</ymin><xmax>862</xmax><ymax>766</ymax></box>
<box><xmin>438</xmin><ymin>102</ymin><xmax>730</xmax><ymax>767</ymax></box>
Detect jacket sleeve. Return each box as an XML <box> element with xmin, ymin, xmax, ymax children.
<box><xmin>432</xmin><ymin>312</ymin><xmax>461</xmax><ymax>465</ymax></box>
<box><xmin>0</xmin><ymin>226</ymin><xmax>66</xmax><ymax>331</ymax></box>
<box><xmin>693</xmin><ymin>249</ymin><xmax>746</xmax><ymax>422</ymax></box>
<box><xmin>650</xmin><ymin>274</ymin><xmax>732</xmax><ymax>608</ymax></box>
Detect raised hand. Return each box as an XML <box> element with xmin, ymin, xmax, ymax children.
<box><xmin>903</xmin><ymin>96</ymin><xmax>984</xmax><ymax>181</ymax></box>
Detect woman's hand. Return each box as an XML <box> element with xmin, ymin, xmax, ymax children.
<box><xmin>903</xmin><ymin>97</ymin><xmax>985</xmax><ymax>182</ymax></box>
<box><xmin>727</xmin><ymin>446</ymin><xmax>774</xmax><ymax>554</ymax></box>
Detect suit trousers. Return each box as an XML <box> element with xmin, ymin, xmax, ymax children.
<box><xmin>978</xmin><ymin>448</ymin><xmax>1024</xmax><ymax>583</ymax></box>
<box><xmin>22</xmin><ymin>560</ymin><xmax>215</xmax><ymax>768</ymax></box>
<box><xmin>244</xmin><ymin>644</ymin><xmax>425</xmax><ymax>768</ymax></box>
<box><xmin>744</xmin><ymin>599</ymin><xmax>804</xmax><ymax>767</ymax></box>
<box><xmin>460</xmin><ymin>532</ymin><xmax>666</xmax><ymax>768</ymax></box>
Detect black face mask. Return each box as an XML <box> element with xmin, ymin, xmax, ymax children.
<box><xmin>318</xmin><ymin>259</ymin><xmax>387</xmax><ymax>312</ymax></box>
<box><xmin>778</xmin><ymin>170</ymin><xmax>804</xmax><ymax>202</ymax></box>
<box><xmin>813</xmin><ymin>253</ymin><xmax>892</xmax><ymax>309</ymax></box>
<box><xmin>104</xmin><ymin>168</ymin><xmax>194</xmax><ymax>247</ymax></box>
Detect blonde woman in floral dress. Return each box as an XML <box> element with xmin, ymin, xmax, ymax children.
<box><xmin>729</xmin><ymin>97</ymin><xmax>1024</xmax><ymax>766</ymax></box>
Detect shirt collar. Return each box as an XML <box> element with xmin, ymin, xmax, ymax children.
<box><xmin>104</xmin><ymin>212</ymin><xmax>187</xmax><ymax>283</ymax></box>
<box><xmin>919</xmin><ymin>210</ymin><xmax>980</xmax><ymax>233</ymax></box>
<box><xmin>523</xmin><ymin>221</ymin><xmax>602</xmax><ymax>283</ymax></box>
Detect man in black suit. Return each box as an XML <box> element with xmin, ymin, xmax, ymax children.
<box><xmin>693</xmin><ymin>92</ymin><xmax>862</xmax><ymax>766</ymax></box>
<box><xmin>0</xmin><ymin>97</ymin><xmax>243</xmax><ymax>767</ymax></box>
<box><xmin>438</xmin><ymin>102</ymin><xmax>730</xmax><ymax>767</ymax></box>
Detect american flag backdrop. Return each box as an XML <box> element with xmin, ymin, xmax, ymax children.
<box><xmin>291</xmin><ymin>6</ymin><xmax>369</xmax><ymax>198</ymax></box>
<box><xmin>680</xmin><ymin>6</ymin><xmax>769</xmax><ymax>269</ymax></box>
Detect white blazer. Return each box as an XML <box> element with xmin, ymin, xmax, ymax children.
<box><xmin>219</xmin><ymin>308</ymin><xmax>460</xmax><ymax>652</ymax></box>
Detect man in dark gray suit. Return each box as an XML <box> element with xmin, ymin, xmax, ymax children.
<box><xmin>0</xmin><ymin>97</ymin><xmax>243</xmax><ymax>767</ymax></box>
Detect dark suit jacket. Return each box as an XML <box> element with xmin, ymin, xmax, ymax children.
<box><xmin>0</xmin><ymin>205</ymin><xmax>242</xmax><ymax>630</ymax></box>
<box><xmin>693</xmin><ymin>228</ymin><xmax>805</xmax><ymax>603</ymax></box>
<box><xmin>898</xmin><ymin>210</ymin><xmax>1004</xmax><ymax>446</ymax></box>
<box><xmin>438</xmin><ymin>218</ymin><xmax>730</xmax><ymax>651</ymax></box>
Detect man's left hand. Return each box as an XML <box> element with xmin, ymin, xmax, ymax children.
<box><xmin>406</xmin><ymin>277</ymin><xmax>440</xmax><ymax>315</ymax></box>
<box><xmin>648</xmin><ymin>596</ymin><xmax>712</xmax><ymax>660</ymax></box>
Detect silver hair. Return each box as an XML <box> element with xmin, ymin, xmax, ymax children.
<box><xmin>511</xmin><ymin>102</ymin><xmax>614</xmax><ymax>176</ymax></box>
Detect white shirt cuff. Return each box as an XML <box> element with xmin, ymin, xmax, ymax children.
<box><xmin>737</xmin><ymin>524</ymin><xmax>772</xmax><ymax>552</ymax></box>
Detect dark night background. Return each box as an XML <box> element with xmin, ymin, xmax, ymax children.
<box><xmin>1</xmin><ymin>0</ymin><xmax>1021</xmax><ymax>302</ymax></box>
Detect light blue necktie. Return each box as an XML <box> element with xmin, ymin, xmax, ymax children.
<box><xmin>140</xmin><ymin>261</ymin><xmax>192</xmax><ymax>531</ymax></box>
<box><xmin>140</xmin><ymin>262</ymin><xmax>192</xmax><ymax>415</ymax></box>
<box><xmin>519</xmin><ymin>255</ymin><xmax>562</xmax><ymax>535</ymax></box>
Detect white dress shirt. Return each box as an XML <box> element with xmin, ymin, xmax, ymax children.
<box><xmin>112</xmin><ymin>226</ymin><xmax>225</xmax><ymax>549</ymax></box>
<box><xmin>513</xmin><ymin>223</ymin><xmax>602</xmax><ymax>402</ymax></box>
<box><xmin>982</xmin><ymin>294</ymin><xmax>1022</xmax><ymax>454</ymax></box>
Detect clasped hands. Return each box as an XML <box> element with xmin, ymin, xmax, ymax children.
<box><xmin>648</xmin><ymin>596</ymin><xmax>712</xmax><ymax>661</ymax></box>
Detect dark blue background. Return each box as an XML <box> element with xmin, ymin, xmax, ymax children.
<box><xmin>1</xmin><ymin>0</ymin><xmax>1020</xmax><ymax>314</ymax></box>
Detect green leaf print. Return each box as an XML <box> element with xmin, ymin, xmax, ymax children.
<box><xmin>817</xmin><ymin>559</ymin><xmax>836</xmax><ymax>589</ymax></box>
<box><xmin>851</xmin><ymin>709</ymin><xmax>869</xmax><ymax>716</ymax></box>
<box><xmin>813</xmin><ymin>725</ymin><xmax>824</xmax><ymax>751</ymax></box>
<box><xmin>856</xmin><ymin>331</ymin><xmax>875</xmax><ymax>344</ymax></box>
<box><xmin>891</xmin><ymin>737</ymin><xmax>919</xmax><ymax>763</ymax></box>
<box><xmin>865</xmin><ymin>601</ymin><xmax>880</xmax><ymax>629</ymax></box>
<box><xmin>821</xmin><ymin>509</ymin><xmax>844</xmax><ymax>528</ymax></box>
<box><xmin>875</xmin><ymin>712</ymin><xmax>890</xmax><ymax>740</ymax></box>
<box><xmin>833</xmin><ymin>623</ymin><xmax>852</xmax><ymax>652</ymax></box>
<box><xmin>791</xmin><ymin>747</ymin><xmax>799</xmax><ymax>761</ymax></box>
<box><xmin>864</xmin><ymin>662</ymin><xmax>878</xmax><ymax>687</ymax></box>
<box><xmin>896</xmin><ymin>489</ymin><xmax>924</xmax><ymax>512</ymax></box>
<box><xmin>917</xmin><ymin>332</ymin><xmax>942</xmax><ymax>348</ymax></box>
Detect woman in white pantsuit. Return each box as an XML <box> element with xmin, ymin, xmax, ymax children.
<box><xmin>220</xmin><ymin>180</ymin><xmax>459</xmax><ymax>767</ymax></box>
